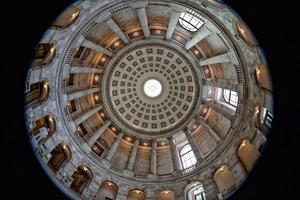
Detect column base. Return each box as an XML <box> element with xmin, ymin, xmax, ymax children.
<box><xmin>122</xmin><ymin>169</ymin><xmax>134</xmax><ymax>178</ymax></box>
<box><xmin>101</xmin><ymin>159</ymin><xmax>112</xmax><ymax>168</ymax></box>
<box><xmin>146</xmin><ymin>174</ymin><xmax>157</xmax><ymax>179</ymax></box>
<box><xmin>172</xmin><ymin>170</ymin><xmax>182</xmax><ymax>176</ymax></box>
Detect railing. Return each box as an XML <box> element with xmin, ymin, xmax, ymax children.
<box><xmin>110</xmin><ymin>4</ymin><xmax>130</xmax><ymax>14</ymax></box>
<box><xmin>80</xmin><ymin>21</ymin><xmax>97</xmax><ymax>38</ymax></box>
<box><xmin>63</xmin><ymin>106</ymin><xmax>72</xmax><ymax>122</ymax></box>
<box><xmin>182</xmin><ymin>165</ymin><xmax>197</xmax><ymax>175</ymax></box>
<box><xmin>61</xmin><ymin>78</ymin><xmax>66</xmax><ymax>94</ymax></box>
<box><xmin>65</xmin><ymin>48</ymin><xmax>76</xmax><ymax>64</ymax></box>
<box><xmin>235</xmin><ymin>65</ymin><xmax>244</xmax><ymax>84</ymax></box>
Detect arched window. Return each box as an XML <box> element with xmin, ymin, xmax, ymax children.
<box><xmin>185</xmin><ymin>182</ymin><xmax>206</xmax><ymax>200</ymax></box>
<box><xmin>223</xmin><ymin>89</ymin><xmax>238</xmax><ymax>106</ymax></box>
<box><xmin>97</xmin><ymin>181</ymin><xmax>118</xmax><ymax>200</ymax></box>
<box><xmin>25</xmin><ymin>80</ymin><xmax>50</xmax><ymax>109</ymax></box>
<box><xmin>193</xmin><ymin>185</ymin><xmax>206</xmax><ymax>200</ymax></box>
<box><xmin>70</xmin><ymin>165</ymin><xmax>93</xmax><ymax>195</ymax></box>
<box><xmin>180</xmin><ymin>144</ymin><xmax>197</xmax><ymax>169</ymax></box>
<box><xmin>48</xmin><ymin>143</ymin><xmax>71</xmax><ymax>172</ymax></box>
<box><xmin>179</xmin><ymin>11</ymin><xmax>204</xmax><ymax>32</ymax></box>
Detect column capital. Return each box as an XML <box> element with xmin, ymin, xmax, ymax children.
<box><xmin>129</xmin><ymin>0</ymin><xmax>148</xmax><ymax>9</ymax></box>
<box><xmin>95</xmin><ymin>11</ymin><xmax>111</xmax><ymax>23</ymax></box>
<box><xmin>169</xmin><ymin>3</ymin><xmax>188</xmax><ymax>13</ymax></box>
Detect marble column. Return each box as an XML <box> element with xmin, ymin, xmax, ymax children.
<box><xmin>105</xmin><ymin>132</ymin><xmax>124</xmax><ymax>161</ymax></box>
<box><xmin>82</xmin><ymin>39</ymin><xmax>113</xmax><ymax>56</ymax></box>
<box><xmin>199</xmin><ymin>52</ymin><xmax>231</xmax><ymax>66</ymax></box>
<box><xmin>185</xmin><ymin>25</ymin><xmax>211</xmax><ymax>49</ymax></box>
<box><xmin>74</xmin><ymin>105</ymin><xmax>103</xmax><ymax>125</ymax></box>
<box><xmin>184</xmin><ymin>128</ymin><xmax>203</xmax><ymax>161</ymax></box>
<box><xmin>198</xmin><ymin>119</ymin><xmax>221</xmax><ymax>143</ymax></box>
<box><xmin>130</xmin><ymin>1</ymin><xmax>150</xmax><ymax>37</ymax></box>
<box><xmin>150</xmin><ymin>139</ymin><xmax>157</xmax><ymax>174</ymax></box>
<box><xmin>168</xmin><ymin>136</ymin><xmax>180</xmax><ymax>171</ymax></box>
<box><xmin>166</xmin><ymin>3</ymin><xmax>188</xmax><ymax>39</ymax></box>
<box><xmin>126</xmin><ymin>138</ymin><xmax>139</xmax><ymax>170</ymax></box>
<box><xmin>70</xmin><ymin>66</ymin><xmax>104</xmax><ymax>74</ymax></box>
<box><xmin>68</xmin><ymin>87</ymin><xmax>100</xmax><ymax>101</ymax></box>
<box><xmin>104</xmin><ymin>18</ymin><xmax>129</xmax><ymax>43</ymax></box>
<box><xmin>202</xmin><ymin>99</ymin><xmax>234</xmax><ymax>122</ymax></box>
<box><xmin>202</xmin><ymin>78</ymin><xmax>238</xmax><ymax>91</ymax></box>
<box><xmin>86</xmin><ymin>120</ymin><xmax>112</xmax><ymax>146</ymax></box>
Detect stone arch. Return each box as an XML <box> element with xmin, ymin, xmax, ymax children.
<box><xmin>237</xmin><ymin>139</ymin><xmax>259</xmax><ymax>173</ymax></box>
<box><xmin>52</xmin><ymin>5</ymin><xmax>80</xmax><ymax>29</ymax></box>
<box><xmin>32</xmin><ymin>43</ymin><xmax>57</xmax><ymax>68</ymax></box>
<box><xmin>25</xmin><ymin>80</ymin><xmax>50</xmax><ymax>109</ymax></box>
<box><xmin>30</xmin><ymin>114</ymin><xmax>56</xmax><ymax>145</ymax></box>
<box><xmin>70</xmin><ymin>165</ymin><xmax>93</xmax><ymax>195</ymax></box>
<box><xmin>127</xmin><ymin>189</ymin><xmax>146</xmax><ymax>200</ymax></box>
<box><xmin>235</xmin><ymin>20</ymin><xmax>257</xmax><ymax>47</ymax></box>
<box><xmin>48</xmin><ymin>143</ymin><xmax>72</xmax><ymax>173</ymax></box>
<box><xmin>213</xmin><ymin>165</ymin><xmax>235</xmax><ymax>196</ymax></box>
<box><xmin>184</xmin><ymin>182</ymin><xmax>206</xmax><ymax>200</ymax></box>
<box><xmin>96</xmin><ymin>180</ymin><xmax>118</xmax><ymax>200</ymax></box>
<box><xmin>157</xmin><ymin>189</ymin><xmax>175</xmax><ymax>200</ymax></box>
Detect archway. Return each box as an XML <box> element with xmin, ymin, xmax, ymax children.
<box><xmin>32</xmin><ymin>43</ymin><xmax>56</xmax><ymax>67</ymax></box>
<box><xmin>48</xmin><ymin>143</ymin><xmax>71</xmax><ymax>173</ymax></box>
<box><xmin>213</xmin><ymin>165</ymin><xmax>235</xmax><ymax>196</ymax></box>
<box><xmin>70</xmin><ymin>165</ymin><xmax>93</xmax><ymax>195</ymax></box>
<box><xmin>97</xmin><ymin>180</ymin><xmax>118</xmax><ymax>200</ymax></box>
<box><xmin>52</xmin><ymin>5</ymin><xmax>80</xmax><ymax>29</ymax></box>
<box><xmin>237</xmin><ymin>140</ymin><xmax>259</xmax><ymax>173</ymax></box>
<box><xmin>184</xmin><ymin>182</ymin><xmax>206</xmax><ymax>200</ymax></box>
<box><xmin>25</xmin><ymin>80</ymin><xmax>49</xmax><ymax>108</ymax></box>
<box><xmin>157</xmin><ymin>190</ymin><xmax>175</xmax><ymax>200</ymax></box>
<box><xmin>31</xmin><ymin>115</ymin><xmax>56</xmax><ymax>145</ymax></box>
<box><xmin>127</xmin><ymin>189</ymin><xmax>146</xmax><ymax>200</ymax></box>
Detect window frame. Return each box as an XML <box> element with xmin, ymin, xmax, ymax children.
<box><xmin>222</xmin><ymin>89</ymin><xmax>238</xmax><ymax>107</ymax></box>
<box><xmin>180</xmin><ymin>144</ymin><xmax>197</xmax><ymax>169</ymax></box>
<box><xmin>179</xmin><ymin>11</ymin><xmax>205</xmax><ymax>32</ymax></box>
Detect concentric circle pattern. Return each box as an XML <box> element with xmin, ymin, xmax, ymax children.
<box><xmin>143</xmin><ymin>79</ymin><xmax>162</xmax><ymax>98</ymax></box>
<box><xmin>106</xmin><ymin>44</ymin><xmax>200</xmax><ymax>135</ymax></box>
<box><xmin>23</xmin><ymin>0</ymin><xmax>274</xmax><ymax>199</ymax></box>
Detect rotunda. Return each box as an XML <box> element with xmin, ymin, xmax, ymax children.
<box><xmin>24</xmin><ymin>0</ymin><xmax>274</xmax><ymax>199</ymax></box>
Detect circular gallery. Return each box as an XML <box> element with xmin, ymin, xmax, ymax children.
<box><xmin>24</xmin><ymin>0</ymin><xmax>274</xmax><ymax>199</ymax></box>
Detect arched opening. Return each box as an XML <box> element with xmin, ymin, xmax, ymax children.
<box><xmin>32</xmin><ymin>43</ymin><xmax>56</xmax><ymax>67</ymax></box>
<box><xmin>237</xmin><ymin>140</ymin><xmax>259</xmax><ymax>173</ymax></box>
<box><xmin>179</xmin><ymin>10</ymin><xmax>205</xmax><ymax>32</ymax></box>
<box><xmin>25</xmin><ymin>80</ymin><xmax>50</xmax><ymax>109</ymax></box>
<box><xmin>157</xmin><ymin>190</ymin><xmax>175</xmax><ymax>200</ymax></box>
<box><xmin>213</xmin><ymin>165</ymin><xmax>235</xmax><ymax>197</ymax></box>
<box><xmin>70</xmin><ymin>165</ymin><xmax>93</xmax><ymax>195</ymax></box>
<box><xmin>254</xmin><ymin>64</ymin><xmax>273</xmax><ymax>93</ymax></box>
<box><xmin>48</xmin><ymin>143</ymin><xmax>71</xmax><ymax>173</ymax></box>
<box><xmin>185</xmin><ymin>182</ymin><xmax>206</xmax><ymax>200</ymax></box>
<box><xmin>30</xmin><ymin>115</ymin><xmax>56</xmax><ymax>145</ymax></box>
<box><xmin>52</xmin><ymin>5</ymin><xmax>80</xmax><ymax>29</ymax></box>
<box><xmin>236</xmin><ymin>21</ymin><xmax>257</xmax><ymax>47</ymax></box>
<box><xmin>96</xmin><ymin>180</ymin><xmax>118</xmax><ymax>200</ymax></box>
<box><xmin>127</xmin><ymin>189</ymin><xmax>146</xmax><ymax>200</ymax></box>
<box><xmin>222</xmin><ymin>89</ymin><xmax>238</xmax><ymax>107</ymax></box>
<box><xmin>180</xmin><ymin>144</ymin><xmax>197</xmax><ymax>170</ymax></box>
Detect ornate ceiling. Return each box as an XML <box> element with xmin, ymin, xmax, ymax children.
<box><xmin>24</xmin><ymin>0</ymin><xmax>273</xmax><ymax>199</ymax></box>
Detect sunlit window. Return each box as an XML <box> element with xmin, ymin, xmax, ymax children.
<box><xmin>261</xmin><ymin>107</ymin><xmax>273</xmax><ymax>128</ymax></box>
<box><xmin>223</xmin><ymin>89</ymin><xmax>238</xmax><ymax>106</ymax></box>
<box><xmin>187</xmin><ymin>184</ymin><xmax>206</xmax><ymax>200</ymax></box>
<box><xmin>179</xmin><ymin>11</ymin><xmax>205</xmax><ymax>32</ymax></box>
<box><xmin>180</xmin><ymin>144</ymin><xmax>197</xmax><ymax>169</ymax></box>
<box><xmin>194</xmin><ymin>185</ymin><xmax>206</xmax><ymax>200</ymax></box>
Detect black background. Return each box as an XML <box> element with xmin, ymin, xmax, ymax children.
<box><xmin>1</xmin><ymin>0</ymin><xmax>299</xmax><ymax>199</ymax></box>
